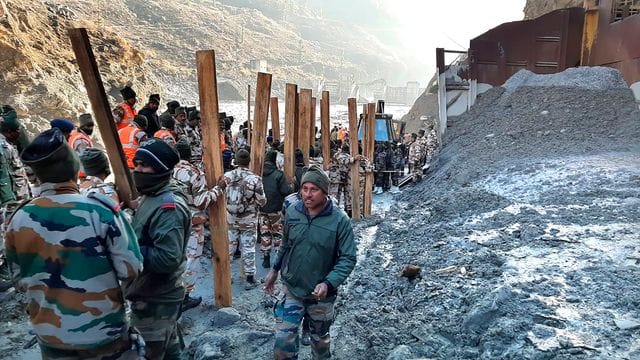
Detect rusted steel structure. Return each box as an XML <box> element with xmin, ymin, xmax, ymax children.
<box><xmin>469</xmin><ymin>8</ymin><xmax>585</xmax><ymax>87</ymax></box>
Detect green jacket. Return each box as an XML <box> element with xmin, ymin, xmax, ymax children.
<box><xmin>274</xmin><ymin>197</ymin><xmax>357</xmax><ymax>299</ymax></box>
<box><xmin>0</xmin><ymin>150</ymin><xmax>15</xmax><ymax>205</ymax></box>
<box><xmin>125</xmin><ymin>182</ymin><xmax>191</xmax><ymax>303</ymax></box>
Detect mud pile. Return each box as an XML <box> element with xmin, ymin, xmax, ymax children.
<box><xmin>332</xmin><ymin>67</ymin><xmax>640</xmax><ymax>359</ymax></box>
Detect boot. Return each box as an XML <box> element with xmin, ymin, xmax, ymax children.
<box><xmin>233</xmin><ymin>247</ymin><xmax>241</xmax><ymax>259</ymax></box>
<box><xmin>245</xmin><ymin>275</ymin><xmax>258</xmax><ymax>290</ymax></box>
<box><xmin>182</xmin><ymin>292</ymin><xmax>202</xmax><ymax>312</ymax></box>
<box><xmin>301</xmin><ymin>316</ymin><xmax>311</xmax><ymax>346</ymax></box>
<box><xmin>390</xmin><ymin>186</ymin><xmax>400</xmax><ymax>194</ymax></box>
<box><xmin>374</xmin><ymin>186</ymin><xmax>383</xmax><ymax>195</ymax></box>
<box><xmin>262</xmin><ymin>253</ymin><xmax>271</xmax><ymax>269</ymax></box>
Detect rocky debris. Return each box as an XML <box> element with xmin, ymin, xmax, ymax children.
<box><xmin>400</xmin><ymin>89</ymin><xmax>439</xmax><ymax>134</ymax></box>
<box><xmin>502</xmin><ymin>67</ymin><xmax>628</xmax><ymax>95</ymax></box>
<box><xmin>212</xmin><ymin>307</ymin><xmax>242</xmax><ymax>327</ymax></box>
<box><xmin>400</xmin><ymin>264</ymin><xmax>422</xmax><ymax>280</ymax></box>
<box><xmin>187</xmin><ymin>332</ymin><xmax>230</xmax><ymax>360</ymax></box>
<box><xmin>614</xmin><ymin>318</ymin><xmax>640</xmax><ymax>330</ymax></box>
<box><xmin>524</xmin><ymin>0</ymin><xmax>582</xmax><ymax>20</ymax></box>
<box><xmin>386</xmin><ymin>344</ymin><xmax>414</xmax><ymax>359</ymax></box>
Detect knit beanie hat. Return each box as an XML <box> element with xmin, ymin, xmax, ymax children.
<box><xmin>175</xmin><ymin>138</ymin><xmax>191</xmax><ymax>161</ymax></box>
<box><xmin>265</xmin><ymin>150</ymin><xmax>277</xmax><ymax>164</ymax></box>
<box><xmin>188</xmin><ymin>110</ymin><xmax>201</xmax><ymax>121</ymax></box>
<box><xmin>133</xmin><ymin>114</ymin><xmax>148</xmax><ymax>129</ymax></box>
<box><xmin>21</xmin><ymin>128</ymin><xmax>79</xmax><ymax>183</ymax></box>
<box><xmin>166</xmin><ymin>101</ymin><xmax>180</xmax><ymax>114</ymax></box>
<box><xmin>174</xmin><ymin>107</ymin><xmax>186</xmax><ymax>117</ymax></box>
<box><xmin>301</xmin><ymin>164</ymin><xmax>330</xmax><ymax>194</ymax></box>
<box><xmin>133</xmin><ymin>138</ymin><xmax>179</xmax><ymax>173</ymax></box>
<box><xmin>0</xmin><ymin>106</ymin><xmax>19</xmax><ymax>132</ymax></box>
<box><xmin>235</xmin><ymin>149</ymin><xmax>250</xmax><ymax>166</ymax></box>
<box><xmin>79</xmin><ymin>113</ymin><xmax>94</xmax><ymax>127</ymax></box>
<box><xmin>149</xmin><ymin>94</ymin><xmax>161</xmax><ymax>104</ymax></box>
<box><xmin>120</xmin><ymin>86</ymin><xmax>136</xmax><ymax>100</ymax></box>
<box><xmin>161</xmin><ymin>115</ymin><xmax>175</xmax><ymax>129</ymax></box>
<box><xmin>50</xmin><ymin>118</ymin><xmax>75</xmax><ymax>134</ymax></box>
<box><xmin>79</xmin><ymin>148</ymin><xmax>109</xmax><ymax>176</ymax></box>
<box><xmin>294</xmin><ymin>149</ymin><xmax>304</xmax><ymax>165</ymax></box>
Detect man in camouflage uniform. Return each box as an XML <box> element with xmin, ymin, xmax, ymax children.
<box><xmin>223</xmin><ymin>149</ymin><xmax>266</xmax><ymax>289</ymax></box>
<box><xmin>6</xmin><ymin>128</ymin><xmax>143</xmax><ymax>359</ymax></box>
<box><xmin>357</xmin><ymin>155</ymin><xmax>374</xmax><ymax>216</ymax></box>
<box><xmin>173</xmin><ymin>106</ymin><xmax>188</xmax><ymax>140</ymax></box>
<box><xmin>327</xmin><ymin>147</ymin><xmax>341</xmax><ymax>206</ymax></box>
<box><xmin>173</xmin><ymin>139</ymin><xmax>225</xmax><ymax>310</ymax></box>
<box><xmin>126</xmin><ymin>139</ymin><xmax>190</xmax><ymax>359</ymax></box>
<box><xmin>417</xmin><ymin>129</ymin><xmax>429</xmax><ymax>166</ymax></box>
<box><xmin>424</xmin><ymin>125</ymin><xmax>439</xmax><ymax>165</ymax></box>
<box><xmin>389</xmin><ymin>142</ymin><xmax>404</xmax><ymax>194</ymax></box>
<box><xmin>333</xmin><ymin>143</ymin><xmax>355</xmax><ymax>215</ymax></box>
<box><xmin>374</xmin><ymin>142</ymin><xmax>388</xmax><ymax>194</ymax></box>
<box><xmin>408</xmin><ymin>133</ymin><xmax>422</xmax><ymax>182</ymax></box>
<box><xmin>0</xmin><ymin>107</ymin><xmax>31</xmax><ymax>291</ymax></box>
<box><xmin>185</xmin><ymin>110</ymin><xmax>203</xmax><ymax>165</ymax></box>
<box><xmin>78</xmin><ymin>148</ymin><xmax>120</xmax><ymax>205</ymax></box>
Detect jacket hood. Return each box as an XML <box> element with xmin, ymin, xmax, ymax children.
<box><xmin>263</xmin><ymin>161</ymin><xmax>277</xmax><ymax>176</ymax></box>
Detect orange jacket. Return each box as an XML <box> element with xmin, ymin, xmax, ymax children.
<box><xmin>116</xmin><ymin>102</ymin><xmax>137</xmax><ymax>131</ymax></box>
<box><xmin>154</xmin><ymin>129</ymin><xmax>176</xmax><ymax>146</ymax></box>
<box><xmin>69</xmin><ymin>130</ymin><xmax>93</xmax><ymax>151</ymax></box>
<box><xmin>119</xmin><ymin>125</ymin><xmax>144</xmax><ymax>169</ymax></box>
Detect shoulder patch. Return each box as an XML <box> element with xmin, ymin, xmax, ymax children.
<box><xmin>87</xmin><ymin>192</ymin><xmax>120</xmax><ymax>214</ymax></box>
<box><xmin>162</xmin><ymin>192</ymin><xmax>176</xmax><ymax>210</ymax></box>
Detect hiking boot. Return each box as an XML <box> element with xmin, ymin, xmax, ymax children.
<box><xmin>245</xmin><ymin>275</ymin><xmax>258</xmax><ymax>290</ymax></box>
<box><xmin>262</xmin><ymin>254</ymin><xmax>271</xmax><ymax>269</ymax></box>
<box><xmin>182</xmin><ymin>293</ymin><xmax>202</xmax><ymax>312</ymax></box>
<box><xmin>301</xmin><ymin>330</ymin><xmax>311</xmax><ymax>346</ymax></box>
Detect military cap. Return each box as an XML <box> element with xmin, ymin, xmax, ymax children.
<box><xmin>50</xmin><ymin>118</ymin><xmax>75</xmax><ymax>133</ymax></box>
<box><xmin>21</xmin><ymin>128</ymin><xmax>79</xmax><ymax>183</ymax></box>
<box><xmin>235</xmin><ymin>149</ymin><xmax>250</xmax><ymax>166</ymax></box>
<box><xmin>79</xmin><ymin>148</ymin><xmax>109</xmax><ymax>176</ymax></box>
<box><xmin>149</xmin><ymin>94</ymin><xmax>161</xmax><ymax>104</ymax></box>
<box><xmin>133</xmin><ymin>138</ymin><xmax>179</xmax><ymax>173</ymax></box>
<box><xmin>133</xmin><ymin>114</ymin><xmax>148</xmax><ymax>129</ymax></box>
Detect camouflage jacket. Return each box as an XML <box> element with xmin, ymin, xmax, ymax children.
<box><xmin>175</xmin><ymin>121</ymin><xmax>187</xmax><ymax>140</ymax></box>
<box><xmin>0</xmin><ymin>133</ymin><xmax>30</xmax><ymax>201</ymax></box>
<box><xmin>426</xmin><ymin>129</ymin><xmax>439</xmax><ymax>150</ymax></box>
<box><xmin>185</xmin><ymin>124</ymin><xmax>203</xmax><ymax>164</ymax></box>
<box><xmin>5</xmin><ymin>181</ymin><xmax>142</xmax><ymax>350</ymax></box>
<box><xmin>223</xmin><ymin>167</ymin><xmax>266</xmax><ymax>216</ymax></box>
<box><xmin>374</xmin><ymin>149</ymin><xmax>388</xmax><ymax>171</ymax></box>
<box><xmin>392</xmin><ymin>148</ymin><xmax>405</xmax><ymax>170</ymax></box>
<box><xmin>79</xmin><ymin>176</ymin><xmax>119</xmax><ymax>205</ymax></box>
<box><xmin>408</xmin><ymin>140</ymin><xmax>422</xmax><ymax>163</ymax></box>
<box><xmin>333</xmin><ymin>150</ymin><xmax>354</xmax><ymax>183</ymax></box>
<box><xmin>172</xmin><ymin>160</ymin><xmax>223</xmax><ymax>215</ymax></box>
<box><xmin>328</xmin><ymin>156</ymin><xmax>341</xmax><ymax>184</ymax></box>
<box><xmin>417</xmin><ymin>135</ymin><xmax>429</xmax><ymax>157</ymax></box>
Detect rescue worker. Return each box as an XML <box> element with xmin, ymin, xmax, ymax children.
<box><xmin>222</xmin><ymin>149</ymin><xmax>267</xmax><ymax>289</ymax></box>
<box><xmin>78</xmin><ymin>148</ymin><xmax>119</xmax><ymax>204</ymax></box>
<box><xmin>172</xmin><ymin>139</ymin><xmax>225</xmax><ymax>311</ymax></box>
<box><xmin>125</xmin><ymin>139</ymin><xmax>190</xmax><ymax>359</ymax></box>
<box><xmin>6</xmin><ymin>128</ymin><xmax>143</xmax><ymax>359</ymax></box>
<box><xmin>264</xmin><ymin>165</ymin><xmax>357</xmax><ymax>360</ymax></box>
<box><xmin>113</xmin><ymin>85</ymin><xmax>137</xmax><ymax>131</ymax></box>
<box><xmin>154</xmin><ymin>115</ymin><xmax>177</xmax><ymax>147</ymax></box>
<box><xmin>69</xmin><ymin>113</ymin><xmax>94</xmax><ymax>153</ymax></box>
<box><xmin>173</xmin><ymin>106</ymin><xmax>187</xmax><ymax>140</ymax></box>
<box><xmin>425</xmin><ymin>124</ymin><xmax>439</xmax><ymax>165</ymax></box>
<box><xmin>138</xmin><ymin>94</ymin><xmax>161</xmax><ymax>135</ymax></box>
<box><xmin>119</xmin><ymin>114</ymin><xmax>148</xmax><ymax>169</ymax></box>
<box><xmin>185</xmin><ymin>110</ymin><xmax>203</xmax><ymax>165</ymax></box>
<box><xmin>408</xmin><ymin>133</ymin><xmax>422</xmax><ymax>182</ymax></box>
<box><xmin>374</xmin><ymin>142</ymin><xmax>388</xmax><ymax>194</ymax></box>
<box><xmin>334</xmin><ymin>144</ymin><xmax>357</xmax><ymax>217</ymax></box>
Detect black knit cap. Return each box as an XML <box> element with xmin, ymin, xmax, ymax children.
<box><xmin>21</xmin><ymin>128</ymin><xmax>79</xmax><ymax>183</ymax></box>
<box><xmin>161</xmin><ymin>115</ymin><xmax>175</xmax><ymax>129</ymax></box>
<box><xmin>120</xmin><ymin>86</ymin><xmax>136</xmax><ymax>100</ymax></box>
<box><xmin>149</xmin><ymin>94</ymin><xmax>160</xmax><ymax>104</ymax></box>
<box><xmin>79</xmin><ymin>148</ymin><xmax>109</xmax><ymax>176</ymax></box>
<box><xmin>175</xmin><ymin>138</ymin><xmax>191</xmax><ymax>161</ymax></box>
<box><xmin>166</xmin><ymin>101</ymin><xmax>180</xmax><ymax>114</ymax></box>
<box><xmin>265</xmin><ymin>150</ymin><xmax>277</xmax><ymax>164</ymax></box>
<box><xmin>235</xmin><ymin>149</ymin><xmax>250</xmax><ymax>166</ymax></box>
<box><xmin>133</xmin><ymin>138</ymin><xmax>179</xmax><ymax>173</ymax></box>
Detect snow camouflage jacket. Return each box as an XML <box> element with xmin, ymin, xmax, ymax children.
<box><xmin>173</xmin><ymin>160</ymin><xmax>223</xmax><ymax>214</ymax></box>
<box><xmin>185</xmin><ymin>124</ymin><xmax>203</xmax><ymax>164</ymax></box>
<box><xmin>334</xmin><ymin>150</ymin><xmax>354</xmax><ymax>183</ymax></box>
<box><xmin>223</xmin><ymin>167</ymin><xmax>266</xmax><ymax>216</ymax></box>
<box><xmin>5</xmin><ymin>181</ymin><xmax>142</xmax><ymax>350</ymax></box>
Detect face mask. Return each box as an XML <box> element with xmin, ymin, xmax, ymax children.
<box><xmin>133</xmin><ymin>171</ymin><xmax>171</xmax><ymax>195</ymax></box>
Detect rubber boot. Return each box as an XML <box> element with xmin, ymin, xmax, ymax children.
<box><xmin>182</xmin><ymin>292</ymin><xmax>202</xmax><ymax>312</ymax></box>
<box><xmin>262</xmin><ymin>253</ymin><xmax>271</xmax><ymax>269</ymax></box>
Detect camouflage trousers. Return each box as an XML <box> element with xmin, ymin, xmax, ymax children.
<box><xmin>228</xmin><ymin>213</ymin><xmax>258</xmax><ymax>276</ymax></box>
<box><xmin>130</xmin><ymin>301</ymin><xmax>182</xmax><ymax>360</ymax></box>
<box><xmin>274</xmin><ymin>287</ymin><xmax>335</xmax><ymax>359</ymax></box>
<box><xmin>259</xmin><ymin>212</ymin><xmax>282</xmax><ymax>254</ymax></box>
<box><xmin>339</xmin><ymin>182</ymin><xmax>352</xmax><ymax>211</ymax></box>
<box><xmin>183</xmin><ymin>220</ymin><xmax>206</xmax><ymax>293</ymax></box>
<box><xmin>39</xmin><ymin>336</ymin><xmax>140</xmax><ymax>360</ymax></box>
<box><xmin>0</xmin><ymin>201</ymin><xmax>20</xmax><ymax>265</ymax></box>
<box><xmin>328</xmin><ymin>183</ymin><xmax>340</xmax><ymax>207</ymax></box>
<box><xmin>410</xmin><ymin>160</ymin><xmax>422</xmax><ymax>181</ymax></box>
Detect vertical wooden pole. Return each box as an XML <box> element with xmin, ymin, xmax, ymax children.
<box><xmin>310</xmin><ymin>97</ymin><xmax>317</xmax><ymax>148</ymax></box>
<box><xmin>284</xmin><ymin>84</ymin><xmax>297</xmax><ymax>180</ymax></box>
<box><xmin>294</xmin><ymin>93</ymin><xmax>300</xmax><ymax>150</ymax></box>
<box><xmin>347</xmin><ymin>98</ymin><xmax>361</xmax><ymax>220</ymax></box>
<box><xmin>68</xmin><ymin>28</ymin><xmax>137</xmax><ymax>207</ymax></box>
<box><xmin>250</xmin><ymin>73</ymin><xmax>272</xmax><ymax>176</ymax></box>
<box><xmin>364</xmin><ymin>103</ymin><xmax>376</xmax><ymax>217</ymax></box>
<box><xmin>321</xmin><ymin>91</ymin><xmax>330</xmax><ymax>170</ymax></box>
<box><xmin>247</xmin><ymin>84</ymin><xmax>251</xmax><ymax>145</ymax></box>
<box><xmin>270</xmin><ymin>96</ymin><xmax>280</xmax><ymax>141</ymax></box>
<box><xmin>298</xmin><ymin>89</ymin><xmax>312</xmax><ymax>166</ymax></box>
<box><xmin>196</xmin><ymin>50</ymin><xmax>232</xmax><ymax>307</ymax></box>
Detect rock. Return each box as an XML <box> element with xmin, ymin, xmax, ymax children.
<box><xmin>614</xmin><ymin>318</ymin><xmax>640</xmax><ymax>330</ymax></box>
<box><xmin>212</xmin><ymin>307</ymin><xmax>241</xmax><ymax>327</ymax></box>
<box><xmin>386</xmin><ymin>345</ymin><xmax>414</xmax><ymax>360</ymax></box>
<box><xmin>401</xmin><ymin>264</ymin><xmax>422</xmax><ymax>280</ymax></box>
<box><xmin>188</xmin><ymin>332</ymin><xmax>230</xmax><ymax>360</ymax></box>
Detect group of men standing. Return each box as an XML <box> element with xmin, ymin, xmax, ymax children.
<box><xmin>0</xmin><ymin>84</ymin><xmax>359</xmax><ymax>359</ymax></box>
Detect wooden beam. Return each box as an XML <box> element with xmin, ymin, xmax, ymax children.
<box><xmin>294</xmin><ymin>93</ymin><xmax>300</xmax><ymax>150</ymax></box>
<box><xmin>364</xmin><ymin>103</ymin><xmax>376</xmax><ymax>217</ymax></box>
<box><xmin>347</xmin><ymin>98</ymin><xmax>361</xmax><ymax>220</ymax></box>
<box><xmin>247</xmin><ymin>84</ymin><xmax>251</xmax><ymax>145</ymax></box>
<box><xmin>298</xmin><ymin>89</ymin><xmax>312</xmax><ymax>166</ymax></box>
<box><xmin>68</xmin><ymin>28</ymin><xmax>137</xmax><ymax>207</ymax></box>
<box><xmin>284</xmin><ymin>83</ymin><xmax>297</xmax><ymax>180</ymax></box>
<box><xmin>196</xmin><ymin>50</ymin><xmax>232</xmax><ymax>307</ymax></box>
<box><xmin>250</xmin><ymin>72</ymin><xmax>272</xmax><ymax>176</ymax></box>
<box><xmin>270</xmin><ymin>96</ymin><xmax>280</xmax><ymax>141</ymax></box>
<box><xmin>321</xmin><ymin>91</ymin><xmax>330</xmax><ymax>170</ymax></box>
<box><xmin>310</xmin><ymin>97</ymin><xmax>317</xmax><ymax>148</ymax></box>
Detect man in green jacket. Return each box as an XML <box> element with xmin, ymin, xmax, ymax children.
<box><xmin>125</xmin><ymin>138</ymin><xmax>191</xmax><ymax>360</ymax></box>
<box><xmin>264</xmin><ymin>165</ymin><xmax>357</xmax><ymax>359</ymax></box>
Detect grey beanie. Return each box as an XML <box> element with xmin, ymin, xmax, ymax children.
<box><xmin>301</xmin><ymin>164</ymin><xmax>330</xmax><ymax>194</ymax></box>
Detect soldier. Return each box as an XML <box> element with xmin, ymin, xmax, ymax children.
<box><xmin>264</xmin><ymin>165</ymin><xmax>357</xmax><ymax>360</ymax></box>
<box><xmin>425</xmin><ymin>124</ymin><xmax>439</xmax><ymax>165</ymax></box>
<box><xmin>173</xmin><ymin>139</ymin><xmax>225</xmax><ymax>311</ymax></box>
<box><xmin>259</xmin><ymin>150</ymin><xmax>292</xmax><ymax>269</ymax></box>
<box><xmin>79</xmin><ymin>148</ymin><xmax>119</xmax><ymax>204</ymax></box>
<box><xmin>327</xmin><ymin>146</ymin><xmax>341</xmax><ymax>206</ymax></box>
<box><xmin>173</xmin><ymin>106</ymin><xmax>187</xmax><ymax>140</ymax></box>
<box><xmin>389</xmin><ymin>142</ymin><xmax>404</xmax><ymax>194</ymax></box>
<box><xmin>417</xmin><ymin>129</ymin><xmax>429</xmax><ymax>165</ymax></box>
<box><xmin>6</xmin><ymin>128</ymin><xmax>143</xmax><ymax>359</ymax></box>
<box><xmin>408</xmin><ymin>133</ymin><xmax>422</xmax><ymax>182</ymax></box>
<box><xmin>293</xmin><ymin>149</ymin><xmax>306</xmax><ymax>193</ymax></box>
<box><xmin>138</xmin><ymin>94</ymin><xmax>161</xmax><ymax>135</ymax></box>
<box><xmin>49</xmin><ymin>118</ymin><xmax>75</xmax><ymax>141</ymax></box>
<box><xmin>119</xmin><ymin>114</ymin><xmax>148</xmax><ymax>169</ymax></box>
<box><xmin>125</xmin><ymin>138</ymin><xmax>190</xmax><ymax>359</ymax></box>
<box><xmin>223</xmin><ymin>149</ymin><xmax>266</xmax><ymax>289</ymax></box>
<box><xmin>374</xmin><ymin>142</ymin><xmax>388</xmax><ymax>194</ymax></box>
<box><xmin>334</xmin><ymin>144</ymin><xmax>357</xmax><ymax>217</ymax></box>
<box><xmin>185</xmin><ymin>110</ymin><xmax>203</xmax><ymax>165</ymax></box>
<box><xmin>154</xmin><ymin>115</ymin><xmax>177</xmax><ymax>147</ymax></box>
<box><xmin>113</xmin><ymin>85</ymin><xmax>138</xmax><ymax>131</ymax></box>
<box><xmin>357</xmin><ymin>155</ymin><xmax>374</xmax><ymax>215</ymax></box>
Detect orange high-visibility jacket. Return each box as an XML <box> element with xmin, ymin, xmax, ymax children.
<box><xmin>119</xmin><ymin>125</ymin><xmax>144</xmax><ymax>169</ymax></box>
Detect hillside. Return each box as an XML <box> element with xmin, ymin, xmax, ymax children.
<box><xmin>524</xmin><ymin>0</ymin><xmax>582</xmax><ymax>19</ymax></box>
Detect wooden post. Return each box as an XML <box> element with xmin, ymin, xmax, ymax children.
<box><xmin>250</xmin><ymin>72</ymin><xmax>272</xmax><ymax>176</ymax></box>
<box><xmin>68</xmin><ymin>28</ymin><xmax>137</xmax><ymax>207</ymax></box>
<box><xmin>284</xmin><ymin>84</ymin><xmax>297</xmax><ymax>180</ymax></box>
<box><xmin>196</xmin><ymin>50</ymin><xmax>232</xmax><ymax>307</ymax></box>
<box><xmin>364</xmin><ymin>103</ymin><xmax>376</xmax><ymax>217</ymax></box>
<box><xmin>247</xmin><ymin>84</ymin><xmax>251</xmax><ymax>145</ymax></box>
<box><xmin>310</xmin><ymin>97</ymin><xmax>317</xmax><ymax>148</ymax></box>
<box><xmin>294</xmin><ymin>93</ymin><xmax>300</xmax><ymax>150</ymax></box>
<box><xmin>347</xmin><ymin>98</ymin><xmax>361</xmax><ymax>220</ymax></box>
<box><xmin>270</xmin><ymin>97</ymin><xmax>280</xmax><ymax>140</ymax></box>
<box><xmin>298</xmin><ymin>89</ymin><xmax>312</xmax><ymax>165</ymax></box>
<box><xmin>321</xmin><ymin>91</ymin><xmax>330</xmax><ymax>170</ymax></box>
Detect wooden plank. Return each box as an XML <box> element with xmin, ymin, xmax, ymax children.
<box><xmin>310</xmin><ymin>97</ymin><xmax>317</xmax><ymax>148</ymax></box>
<box><xmin>250</xmin><ymin>72</ymin><xmax>272</xmax><ymax>176</ymax></box>
<box><xmin>364</xmin><ymin>103</ymin><xmax>376</xmax><ymax>217</ymax></box>
<box><xmin>294</xmin><ymin>93</ymin><xmax>300</xmax><ymax>150</ymax></box>
<box><xmin>68</xmin><ymin>28</ymin><xmax>137</xmax><ymax>207</ymax></box>
<box><xmin>247</xmin><ymin>84</ymin><xmax>251</xmax><ymax>145</ymax></box>
<box><xmin>347</xmin><ymin>98</ymin><xmax>361</xmax><ymax>220</ymax></box>
<box><xmin>320</xmin><ymin>91</ymin><xmax>330</xmax><ymax>170</ymax></box>
<box><xmin>270</xmin><ymin>96</ymin><xmax>280</xmax><ymax>140</ymax></box>
<box><xmin>196</xmin><ymin>50</ymin><xmax>232</xmax><ymax>307</ymax></box>
<box><xmin>298</xmin><ymin>89</ymin><xmax>312</xmax><ymax>166</ymax></box>
<box><xmin>284</xmin><ymin>83</ymin><xmax>297</xmax><ymax>180</ymax></box>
